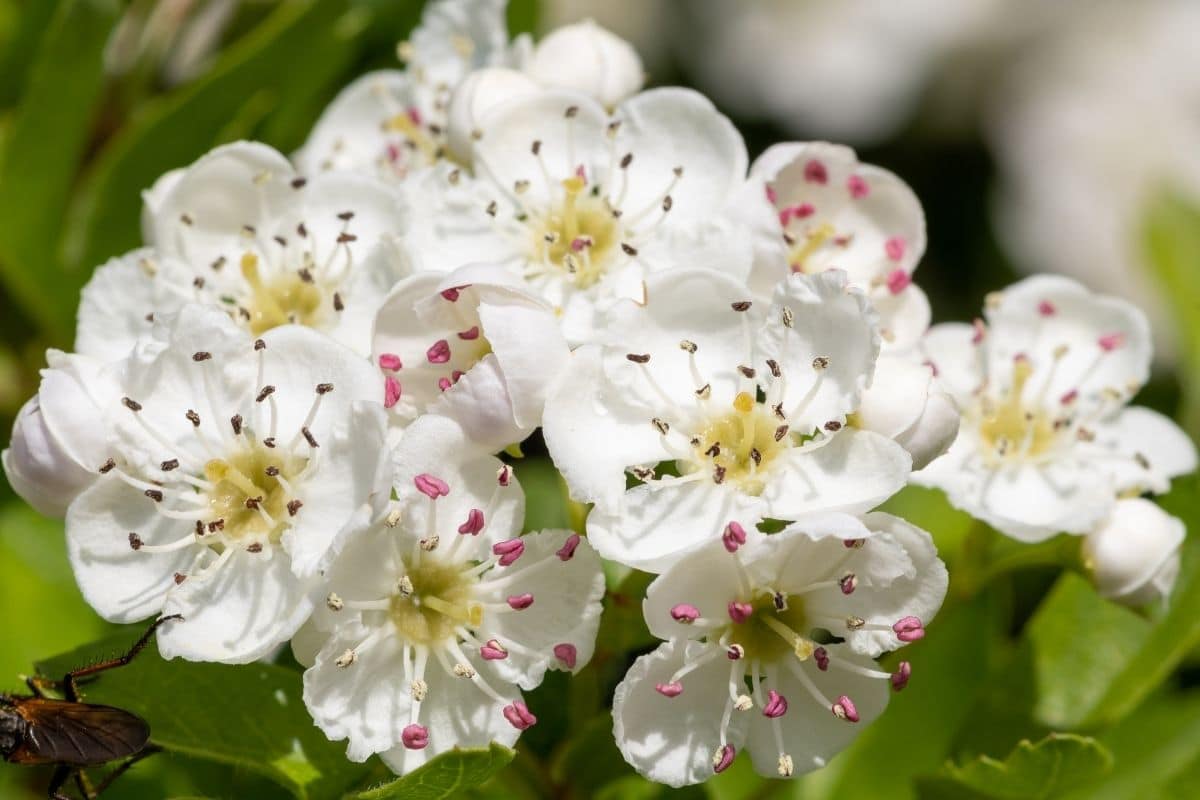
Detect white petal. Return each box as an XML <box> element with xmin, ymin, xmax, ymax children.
<box><xmin>855</xmin><ymin>354</ymin><xmax>933</xmax><ymax>440</ymax></box>
<box><xmin>478</xmin><ymin>295</ymin><xmax>570</xmax><ymax>429</ymax></box>
<box><xmin>445</xmin><ymin>67</ymin><xmax>541</xmax><ymax>163</ymax></box>
<box><xmin>1084</xmin><ymin>498</ymin><xmax>1185</xmax><ymax>605</ymax></box>
<box><xmin>66</xmin><ymin>479</ymin><xmax>194</xmax><ymax>622</ymax></box>
<box><xmin>744</xmin><ymin>648</ymin><xmax>888</xmax><ymax>777</ymax></box>
<box><xmin>761</xmin><ymin>430</ymin><xmax>910</xmax><ymax>520</ymax></box>
<box><xmin>527</xmin><ymin>20</ymin><xmax>644</xmax><ymax>108</ymax></box>
<box><xmin>919</xmin><ymin>322</ymin><xmax>983</xmax><ymax>407</ymax></box>
<box><xmin>75</xmin><ymin>249</ymin><xmax>165</xmax><ymax>362</ymax></box>
<box><xmin>159</xmin><ymin>546</ymin><xmax>316</xmax><ymax>664</ymax></box>
<box><xmin>613</xmin><ymin>641</ymin><xmax>749</xmax><ymax>788</ymax></box>
<box><xmin>542</xmin><ymin>346</ymin><xmax>672</xmax><ymax>509</ymax></box>
<box><xmin>613</xmin><ymin>88</ymin><xmax>747</xmax><ymax>222</ymax></box>
<box><xmin>1091</xmin><ymin>406</ymin><xmax>1198</xmax><ymax>494</ymax></box>
<box><xmin>756</xmin><ymin>270</ymin><xmax>880</xmax><ymax>431</ymax></box>
<box><xmin>408</xmin><ymin>0</ymin><xmax>511</xmax><ymax>89</ymax></box>
<box><xmin>871</xmin><ymin>280</ymin><xmax>931</xmax><ymax>351</ymax></box>
<box><xmin>475</xmin><ymin>529</ymin><xmax>605</xmax><ymax>689</ymax></box>
<box><xmin>643</xmin><ymin>540</ymin><xmax>748</xmax><ymax>642</ymax></box>
<box><xmin>429</xmin><ymin>356</ymin><xmax>526</xmax><ymax>452</ymax></box>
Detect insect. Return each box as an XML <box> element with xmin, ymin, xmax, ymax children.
<box><xmin>1</xmin><ymin>615</ymin><xmax>181</xmax><ymax>800</ymax></box>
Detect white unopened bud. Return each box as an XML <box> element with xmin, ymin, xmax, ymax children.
<box><xmin>525</xmin><ymin>20</ymin><xmax>644</xmax><ymax>109</ymax></box>
<box><xmin>1083</xmin><ymin>498</ymin><xmax>1184</xmax><ymax>606</ymax></box>
<box><xmin>445</xmin><ymin>67</ymin><xmax>540</xmax><ymax>163</ymax></box>
<box><xmin>854</xmin><ymin>354</ymin><xmax>958</xmax><ymax>470</ymax></box>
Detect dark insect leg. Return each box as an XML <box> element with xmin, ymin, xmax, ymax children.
<box><xmin>88</xmin><ymin>745</ymin><xmax>162</xmax><ymax>799</ymax></box>
<box><xmin>62</xmin><ymin>615</ymin><xmax>182</xmax><ymax>702</ymax></box>
<box><xmin>45</xmin><ymin>764</ymin><xmax>73</xmax><ymax>800</ymax></box>
<box><xmin>73</xmin><ymin>769</ymin><xmax>95</xmax><ymax>800</ymax></box>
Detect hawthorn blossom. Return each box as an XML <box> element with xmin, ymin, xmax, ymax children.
<box><xmin>80</xmin><ymin>142</ymin><xmax>404</xmax><ymax>361</ymax></box>
<box><xmin>1083</xmin><ymin>498</ymin><xmax>1184</xmax><ymax>606</ymax></box>
<box><xmin>3</xmin><ymin>352</ymin><xmax>119</xmax><ymax>517</ymax></box>
<box><xmin>300</xmin><ymin>414</ymin><xmax>604</xmax><ymax>774</ymax></box>
<box><xmin>739</xmin><ymin>142</ymin><xmax>930</xmax><ymax>349</ymax></box>
<box><xmin>543</xmin><ymin>268</ymin><xmax>911</xmax><ymax>572</ymax></box>
<box><xmin>295</xmin><ymin>0</ymin><xmax>513</xmax><ymax>180</ymax></box>
<box><xmin>66</xmin><ymin>306</ymin><xmax>391</xmax><ymax>663</ymax></box>
<box><xmin>405</xmin><ymin>87</ymin><xmax>751</xmax><ymax>344</ymax></box>
<box><xmin>521</xmin><ymin>19</ymin><xmax>644</xmax><ymax>109</ymax></box>
<box><xmin>853</xmin><ymin>354</ymin><xmax>959</xmax><ymax>470</ymax></box>
<box><xmin>613</xmin><ymin>512</ymin><xmax>948</xmax><ymax>785</ymax></box>
<box><xmin>915</xmin><ymin>275</ymin><xmax>1197</xmax><ymax>542</ymax></box>
<box><xmin>371</xmin><ymin>264</ymin><xmax>569</xmax><ymax>450</ymax></box>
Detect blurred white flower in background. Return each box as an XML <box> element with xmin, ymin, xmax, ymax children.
<box><xmin>988</xmin><ymin>0</ymin><xmax>1200</xmax><ymax>363</ymax></box>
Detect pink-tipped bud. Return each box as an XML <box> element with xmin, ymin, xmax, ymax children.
<box><xmin>507</xmin><ymin>593</ymin><xmax>534</xmax><ymax>610</ymax></box>
<box><xmin>655</xmin><ymin>681</ymin><xmax>683</xmax><ymax>697</ymax></box>
<box><xmin>832</xmin><ymin>695</ymin><xmax>859</xmax><ymax>722</ymax></box>
<box><xmin>437</xmin><ymin>377</ymin><xmax>452</xmax><ymax>392</ymax></box>
<box><xmin>457</xmin><ymin>508</ymin><xmax>485</xmax><ymax>535</ymax></box>
<box><xmin>553</xmin><ymin>643</ymin><xmax>578</xmax><ymax>669</ymax></box>
<box><xmin>722</xmin><ymin>521</ymin><xmax>747</xmax><ymax>553</ymax></box>
<box><xmin>440</xmin><ymin>287</ymin><xmax>462</xmax><ymax>301</ymax></box>
<box><xmin>378</xmin><ymin>352</ymin><xmax>402</xmax><ymax>371</ymax></box>
<box><xmin>893</xmin><ymin>616</ymin><xmax>925</xmax><ymax>642</ymax></box>
<box><xmin>503</xmin><ymin>701</ymin><xmax>537</xmax><ymax>730</ymax></box>
<box><xmin>1037</xmin><ymin>300</ymin><xmax>1056</xmax><ymax>317</ymax></box>
<box><xmin>670</xmin><ymin>603</ymin><xmax>700</xmax><ymax>624</ymax></box>
<box><xmin>843</xmin><ymin>538</ymin><xmax>865</xmax><ymax>549</ymax></box>
<box><xmin>574</xmin><ymin>164</ymin><xmax>587</xmax><ymax>182</ymax></box>
<box><xmin>839</xmin><ymin>573</ymin><xmax>858</xmax><ymax>595</ymax></box>
<box><xmin>402</xmin><ymin>724</ymin><xmax>429</xmax><ymax>749</ymax></box>
<box><xmin>426</xmin><ymin>339</ymin><xmax>452</xmax><ymax>364</ymax></box>
<box><xmin>885</xmin><ymin>236</ymin><xmax>907</xmax><ymax>262</ymax></box>
<box><xmin>728</xmin><ymin>601</ymin><xmax>753</xmax><ymax>624</ymax></box>
<box><xmin>414</xmin><ymin>473</ymin><xmax>450</xmax><ymax>499</ymax></box>
<box><xmin>847</xmin><ymin>174</ymin><xmax>870</xmax><ymax>198</ymax></box>
<box><xmin>1098</xmin><ymin>332</ymin><xmax>1124</xmax><ymax>352</ymax></box>
<box><xmin>891</xmin><ymin>661</ymin><xmax>911</xmax><ymax>692</ymax></box>
<box><xmin>556</xmin><ymin>533</ymin><xmax>581</xmax><ymax>561</ymax></box>
<box><xmin>763</xmin><ymin>689</ymin><xmax>788</xmax><ymax>718</ymax></box>
<box><xmin>384</xmin><ymin>376</ymin><xmax>402</xmax><ymax>409</ymax></box>
<box><xmin>804</xmin><ymin>159</ymin><xmax>828</xmax><ymax>184</ymax></box>
<box><xmin>814</xmin><ymin>646</ymin><xmax>830</xmax><ymax>671</ymax></box>
<box><xmin>886</xmin><ymin>269</ymin><xmax>911</xmax><ymax>295</ymax></box>
<box><xmin>492</xmin><ymin>538</ymin><xmax>525</xmax><ymax>566</ymax></box>
<box><xmin>457</xmin><ymin>326</ymin><xmax>480</xmax><ymax>340</ymax></box>
<box><xmin>480</xmin><ymin>639</ymin><xmax>508</xmax><ymax>660</ymax></box>
<box><xmin>713</xmin><ymin>743</ymin><xmax>736</xmax><ymax>773</ymax></box>
<box><xmin>1060</xmin><ymin>389</ymin><xmax>1079</xmax><ymax>406</ymax></box>
<box><xmin>497</xmin><ymin>464</ymin><xmax>513</xmax><ymax>486</ymax></box>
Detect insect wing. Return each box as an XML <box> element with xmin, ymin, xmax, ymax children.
<box><xmin>10</xmin><ymin>699</ymin><xmax>149</xmax><ymax>766</ymax></box>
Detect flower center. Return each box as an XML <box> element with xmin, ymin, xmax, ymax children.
<box><xmin>976</xmin><ymin>357</ymin><xmax>1058</xmax><ymax>462</ymax></box>
<box><xmin>725</xmin><ymin>593</ymin><xmax>811</xmax><ymax>663</ymax></box>
<box><xmin>203</xmin><ymin>444</ymin><xmax>307</xmax><ymax>544</ymax></box>
<box><xmin>389</xmin><ymin>557</ymin><xmax>482</xmax><ymax>645</ymax></box>
<box><xmin>531</xmin><ymin>176</ymin><xmax>619</xmax><ymax>289</ymax></box>
<box><xmin>241</xmin><ymin>253</ymin><xmax>328</xmax><ymax>336</ymax></box>
<box><xmin>683</xmin><ymin>392</ymin><xmax>790</xmax><ymax>494</ymax></box>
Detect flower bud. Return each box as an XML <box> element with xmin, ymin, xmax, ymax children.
<box><xmin>445</xmin><ymin>67</ymin><xmax>540</xmax><ymax>164</ymax></box>
<box><xmin>1083</xmin><ymin>498</ymin><xmax>1184</xmax><ymax>606</ymax></box>
<box><xmin>525</xmin><ymin>20</ymin><xmax>644</xmax><ymax>108</ymax></box>
<box><xmin>4</xmin><ymin>351</ymin><xmax>116</xmax><ymax>517</ymax></box>
<box><xmin>855</xmin><ymin>355</ymin><xmax>959</xmax><ymax>470</ymax></box>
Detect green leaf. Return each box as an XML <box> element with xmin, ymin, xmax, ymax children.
<box><xmin>64</xmin><ymin>0</ymin><xmax>365</xmax><ymax>285</ymax></box>
<box><xmin>935</xmin><ymin>734</ymin><xmax>1112</xmax><ymax>799</ymax></box>
<box><xmin>0</xmin><ymin>0</ymin><xmax>118</xmax><ymax>340</ymax></box>
<box><xmin>1142</xmin><ymin>191</ymin><xmax>1200</xmax><ymax>436</ymax></box>
<box><xmin>35</xmin><ymin>630</ymin><xmax>371</xmax><ymax>800</ymax></box>
<box><xmin>1025</xmin><ymin>572</ymin><xmax>1150</xmax><ymax>728</ymax></box>
<box><xmin>1077</xmin><ymin>475</ymin><xmax>1200</xmax><ymax>727</ymax></box>
<box><xmin>346</xmin><ymin>743</ymin><xmax>515</xmax><ymax>800</ymax></box>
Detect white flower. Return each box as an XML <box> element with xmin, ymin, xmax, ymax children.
<box><xmin>915</xmin><ymin>275</ymin><xmax>1198</xmax><ymax>542</ymax></box>
<box><xmin>854</xmin><ymin>354</ymin><xmax>959</xmax><ymax>470</ymax></box>
<box><xmin>1083</xmin><ymin>497</ymin><xmax>1184</xmax><ymax>607</ymax></box>
<box><xmin>295</xmin><ymin>0</ymin><xmax>513</xmax><ymax>180</ymax></box>
<box><xmin>740</xmin><ymin>142</ymin><xmax>930</xmax><ymax>350</ymax></box>
<box><xmin>405</xmin><ymin>87</ymin><xmax>750</xmax><ymax>344</ymax></box>
<box><xmin>522</xmin><ymin>19</ymin><xmax>644</xmax><ymax>109</ymax></box>
<box><xmin>299</xmin><ymin>414</ymin><xmax>604</xmax><ymax>775</ymax></box>
<box><xmin>65</xmin><ymin>306</ymin><xmax>391</xmax><ymax>663</ymax></box>
<box><xmin>81</xmin><ymin>142</ymin><xmax>404</xmax><ymax>361</ymax></box>
<box><xmin>543</xmin><ymin>268</ymin><xmax>911</xmax><ymax>572</ymax></box>
<box><xmin>371</xmin><ymin>264</ymin><xmax>570</xmax><ymax>450</ymax></box>
<box><xmin>3</xmin><ymin>352</ymin><xmax>119</xmax><ymax>517</ymax></box>
<box><xmin>613</xmin><ymin>512</ymin><xmax>948</xmax><ymax>786</ymax></box>
<box><xmin>445</xmin><ymin>67</ymin><xmax>541</xmax><ymax>163</ymax></box>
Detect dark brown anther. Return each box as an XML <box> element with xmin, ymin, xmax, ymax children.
<box><xmin>174</xmin><ymin>573</ymin><xmax>187</xmax><ymax>585</ymax></box>
<box><xmin>738</xmin><ymin>365</ymin><xmax>756</xmax><ymax>379</ymax></box>
<box><xmin>263</xmin><ymin>437</ymin><xmax>276</xmax><ymax>448</ymax></box>
<box><xmin>750</xmin><ymin>448</ymin><xmax>762</xmax><ymax>465</ymax></box>
<box><xmin>662</xmin><ymin>195</ymin><xmax>673</xmax><ymax>212</ymax></box>
<box><xmin>273</xmin><ymin>236</ymin><xmax>287</xmax><ymax>247</ymax></box>
<box><xmin>298</xmin><ymin>268</ymin><xmax>314</xmax><ymax>283</ymax></box>
<box><xmin>713</xmin><ymin>465</ymin><xmax>727</xmax><ymax>484</ymax></box>
<box><xmin>192</xmin><ymin>276</ymin><xmax>205</xmax><ymax>289</ymax></box>
<box><xmin>626</xmin><ymin>353</ymin><xmax>651</xmax><ymax>364</ymax></box>
<box><xmin>287</xmin><ymin>499</ymin><xmax>303</xmax><ymax>516</ymax></box>
<box><xmin>824</xmin><ymin>420</ymin><xmax>843</xmax><ymax>432</ymax></box>
<box><xmin>246</xmin><ymin>543</ymin><xmax>264</xmax><ymax>553</ymax></box>
<box><xmin>651</xmin><ymin>418</ymin><xmax>670</xmax><ymax>435</ymax></box>
<box><xmin>244</xmin><ymin>496</ymin><xmax>262</xmax><ymax>510</ymax></box>
<box><xmin>620</xmin><ymin>153</ymin><xmax>633</xmax><ymax>168</ymax></box>
<box><xmin>185</xmin><ymin>409</ymin><xmax>201</xmax><ymax>427</ymax></box>
<box><xmin>333</xmin><ymin>293</ymin><xmax>344</xmax><ymax>311</ymax></box>
<box><xmin>297</xmin><ymin>222</ymin><xmax>308</xmax><ymax>238</ymax></box>
<box><xmin>122</xmin><ymin>397</ymin><xmax>142</xmax><ymax>412</ymax></box>
<box><xmin>211</xmin><ymin>256</ymin><xmax>226</xmax><ymax>271</ymax></box>
<box><xmin>485</xmin><ymin>200</ymin><xmax>498</xmax><ymax>217</ymax></box>
<box><xmin>316</xmin><ymin>382</ymin><xmax>334</xmax><ymax>394</ymax></box>
<box><xmin>254</xmin><ymin>339</ymin><xmax>266</xmax><ymax>351</ymax></box>
<box><xmin>302</xmin><ymin>427</ymin><xmax>319</xmax><ymax>448</ymax></box>
<box><xmin>99</xmin><ymin>458</ymin><xmax>116</xmax><ymax>474</ymax></box>
<box><xmin>621</xmin><ymin>243</ymin><xmax>638</xmax><ymax>256</ymax></box>
<box><xmin>705</xmin><ymin>442</ymin><xmax>721</xmax><ymax>457</ymax></box>
<box><xmin>531</xmin><ymin>140</ymin><xmax>542</xmax><ymax>155</ymax></box>
<box><xmin>160</xmin><ymin>459</ymin><xmax>179</xmax><ymax>472</ymax></box>
<box><xmin>128</xmin><ymin>533</ymin><xmax>143</xmax><ymax>551</ymax></box>
<box><xmin>144</xmin><ymin>489</ymin><xmax>164</xmax><ymax>502</ymax></box>
<box><xmin>565</xmin><ymin>105</ymin><xmax>579</xmax><ymax>118</ymax></box>
<box><xmin>230</xmin><ymin>414</ymin><xmax>243</xmax><ymax>435</ymax></box>
<box><xmin>265</xmin><ymin>466</ymin><xmax>280</xmax><ymax>477</ymax></box>
<box><xmin>337</xmin><ymin>211</ymin><xmax>355</xmax><ymax>221</ymax></box>
<box><xmin>256</xmin><ymin>385</ymin><xmax>276</xmax><ymax>403</ymax></box>
<box><xmin>180</xmin><ymin>213</ymin><xmax>193</xmax><ymax>226</ymax></box>
<box><xmin>336</xmin><ymin>232</ymin><xmax>357</xmax><ymax>243</ymax></box>
<box><xmin>773</xmin><ymin>402</ymin><xmax>786</xmax><ymax>419</ymax></box>
<box><xmin>774</xmin><ymin>425</ymin><xmax>790</xmax><ymax>442</ymax></box>
<box><xmin>766</xmin><ymin>359</ymin><xmax>781</xmax><ymax>378</ymax></box>
<box><xmin>291</xmin><ymin>177</ymin><xmax>308</xmax><ymax>189</ymax></box>
<box><xmin>208</xmin><ymin>519</ymin><xmax>225</xmax><ymax>532</ymax></box>
<box><xmin>195</xmin><ymin>520</ymin><xmax>205</xmax><ymax>536</ymax></box>
<box><xmin>731</xmin><ymin>301</ymin><xmax>752</xmax><ymax>312</ymax></box>
<box><xmin>192</xmin><ymin>351</ymin><xmax>212</xmax><ymax>362</ymax></box>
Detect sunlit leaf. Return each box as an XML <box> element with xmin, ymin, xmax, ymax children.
<box><xmin>347</xmin><ymin>743</ymin><xmax>514</xmax><ymax>800</ymax></box>
<box><xmin>927</xmin><ymin>733</ymin><xmax>1111</xmax><ymax>799</ymax></box>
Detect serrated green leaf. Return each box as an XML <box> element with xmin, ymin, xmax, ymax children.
<box><xmin>1026</xmin><ymin>572</ymin><xmax>1150</xmax><ymax>728</ymax></box>
<box><xmin>35</xmin><ymin>631</ymin><xmax>371</xmax><ymax>800</ymax></box>
<box><xmin>0</xmin><ymin>0</ymin><xmax>118</xmax><ymax>341</ymax></box>
<box><xmin>346</xmin><ymin>743</ymin><xmax>514</xmax><ymax>800</ymax></box>
<box><xmin>937</xmin><ymin>734</ymin><xmax>1112</xmax><ymax>799</ymax></box>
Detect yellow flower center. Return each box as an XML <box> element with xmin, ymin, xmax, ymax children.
<box><xmin>531</xmin><ymin>176</ymin><xmax>619</xmax><ymax>289</ymax></box>
<box><xmin>240</xmin><ymin>253</ymin><xmax>329</xmax><ymax>336</ymax></box>
<box><xmin>977</xmin><ymin>357</ymin><xmax>1058</xmax><ymax>461</ymax></box>
<box><xmin>389</xmin><ymin>557</ymin><xmax>482</xmax><ymax>645</ymax></box>
<box><xmin>203</xmin><ymin>444</ymin><xmax>307</xmax><ymax>544</ymax></box>
<box><xmin>685</xmin><ymin>392</ymin><xmax>791</xmax><ymax>494</ymax></box>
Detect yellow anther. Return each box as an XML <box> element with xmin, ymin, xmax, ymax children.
<box><xmin>793</xmin><ymin>638</ymin><xmax>815</xmax><ymax>661</ymax></box>
<box><xmin>240</xmin><ymin>252</ymin><xmax>261</xmax><ymax>284</ymax></box>
<box><xmin>733</xmin><ymin>392</ymin><xmax>755</xmax><ymax>414</ymax></box>
<box><xmin>561</xmin><ymin>175</ymin><xmax>586</xmax><ymax>195</ymax></box>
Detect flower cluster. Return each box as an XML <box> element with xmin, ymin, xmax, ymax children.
<box><xmin>2</xmin><ymin>0</ymin><xmax>1192</xmax><ymax>786</ymax></box>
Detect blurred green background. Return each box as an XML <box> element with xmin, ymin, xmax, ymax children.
<box><xmin>1</xmin><ymin>1</ymin><xmax>1198</xmax><ymax>799</ymax></box>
